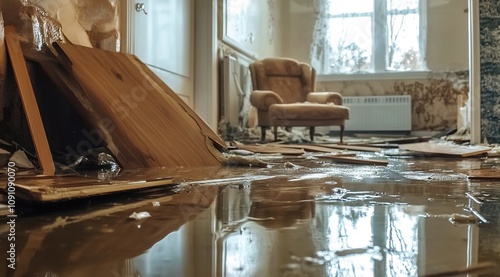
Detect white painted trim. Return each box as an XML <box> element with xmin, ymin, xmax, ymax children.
<box><xmin>119</xmin><ymin>0</ymin><xmax>134</xmax><ymax>54</ymax></box>
<box><xmin>317</xmin><ymin>71</ymin><xmax>431</xmax><ymax>82</ymax></box>
<box><xmin>194</xmin><ymin>0</ymin><xmax>219</xmax><ymax>129</ymax></box>
<box><xmin>469</xmin><ymin>0</ymin><xmax>481</xmax><ymax>144</ymax></box>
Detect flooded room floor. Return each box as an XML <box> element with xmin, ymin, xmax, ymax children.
<box><xmin>1</xmin><ymin>152</ymin><xmax>500</xmax><ymax>277</ymax></box>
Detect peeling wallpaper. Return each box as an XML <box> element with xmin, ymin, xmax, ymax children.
<box><xmin>480</xmin><ymin>0</ymin><xmax>500</xmax><ymax>143</ymax></box>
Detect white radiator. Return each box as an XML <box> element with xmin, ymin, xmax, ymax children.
<box><xmin>343</xmin><ymin>96</ymin><xmax>412</xmax><ymax>131</ymax></box>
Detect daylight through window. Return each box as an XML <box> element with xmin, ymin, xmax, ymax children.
<box><xmin>311</xmin><ymin>0</ymin><xmax>427</xmax><ymax>75</ymax></box>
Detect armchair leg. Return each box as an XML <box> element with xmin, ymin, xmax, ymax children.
<box><xmin>261</xmin><ymin>126</ymin><xmax>267</xmax><ymax>141</ymax></box>
<box><xmin>309</xmin><ymin>126</ymin><xmax>315</xmax><ymax>141</ymax></box>
<box><xmin>273</xmin><ymin>126</ymin><xmax>278</xmax><ymax>141</ymax></box>
<box><xmin>340</xmin><ymin>125</ymin><xmax>345</xmax><ymax>144</ymax></box>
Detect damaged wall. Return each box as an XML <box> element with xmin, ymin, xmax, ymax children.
<box><xmin>0</xmin><ymin>0</ymin><xmax>120</xmax><ymax>161</ymax></box>
<box><xmin>0</xmin><ymin>0</ymin><xmax>119</xmax><ymax>51</ymax></box>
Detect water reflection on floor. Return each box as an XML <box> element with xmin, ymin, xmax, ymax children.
<box><xmin>2</xmin><ymin>154</ymin><xmax>500</xmax><ymax>277</ymax></box>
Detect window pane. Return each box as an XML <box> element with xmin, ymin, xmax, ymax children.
<box><xmin>386</xmin><ymin>14</ymin><xmax>422</xmax><ymax>71</ymax></box>
<box><xmin>328</xmin><ymin>17</ymin><xmax>373</xmax><ymax>74</ymax></box>
<box><xmin>329</xmin><ymin>0</ymin><xmax>373</xmax><ymax>15</ymax></box>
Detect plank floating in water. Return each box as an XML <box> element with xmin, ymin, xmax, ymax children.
<box><xmin>400</xmin><ymin>142</ymin><xmax>491</xmax><ymax>157</ymax></box>
<box><xmin>468</xmin><ymin>169</ymin><xmax>500</xmax><ymax>179</ymax></box>
<box><xmin>319</xmin><ymin>143</ymin><xmax>382</xmax><ymax>152</ymax></box>
<box><xmin>268</xmin><ymin>143</ymin><xmax>342</xmax><ymax>153</ymax></box>
<box><xmin>52</xmin><ymin>42</ymin><xmax>225</xmax><ymax>168</ymax></box>
<box><xmin>10</xmin><ymin>174</ymin><xmax>174</xmax><ymax>202</ymax></box>
<box><xmin>236</xmin><ymin>144</ymin><xmax>305</xmax><ymax>155</ymax></box>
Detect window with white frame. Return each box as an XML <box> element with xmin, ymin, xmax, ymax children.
<box><xmin>310</xmin><ymin>0</ymin><xmax>427</xmax><ymax>75</ymax></box>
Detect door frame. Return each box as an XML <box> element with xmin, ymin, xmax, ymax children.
<box><xmin>119</xmin><ymin>0</ymin><xmax>219</xmax><ymax>130</ymax></box>
<box><xmin>468</xmin><ymin>0</ymin><xmax>481</xmax><ymax>144</ymax></box>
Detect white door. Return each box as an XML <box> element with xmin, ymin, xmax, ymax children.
<box><xmin>130</xmin><ymin>0</ymin><xmax>194</xmax><ymax>106</ymax></box>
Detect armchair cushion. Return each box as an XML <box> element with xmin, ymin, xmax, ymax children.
<box><xmin>269</xmin><ymin>103</ymin><xmax>349</xmax><ymax>121</ymax></box>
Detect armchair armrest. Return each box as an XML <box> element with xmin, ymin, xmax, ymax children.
<box><xmin>307</xmin><ymin>92</ymin><xmax>343</xmax><ymax>105</ymax></box>
<box><xmin>250</xmin><ymin>90</ymin><xmax>284</xmax><ymax>110</ymax></box>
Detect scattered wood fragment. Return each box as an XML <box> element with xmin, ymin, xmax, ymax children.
<box><xmin>319</xmin><ymin>143</ymin><xmax>382</xmax><ymax>152</ymax></box>
<box><xmin>5</xmin><ymin>26</ymin><xmax>55</xmax><ymax>175</ymax></box>
<box><xmin>467</xmin><ymin>168</ymin><xmax>500</xmax><ymax>179</ymax></box>
<box><xmin>8</xmin><ymin>174</ymin><xmax>174</xmax><ymax>202</ymax></box>
<box><xmin>0</xmin><ymin>148</ymin><xmax>10</xmax><ymax>167</ymax></box>
<box><xmin>267</xmin><ymin>143</ymin><xmax>343</xmax><ymax>153</ymax></box>
<box><xmin>362</xmin><ymin>143</ymin><xmax>399</xmax><ymax>149</ymax></box>
<box><xmin>236</xmin><ymin>144</ymin><xmax>305</xmax><ymax>155</ymax></box>
<box><xmin>353</xmin><ymin>135</ymin><xmax>431</xmax><ymax>145</ymax></box>
<box><xmin>422</xmin><ymin>261</ymin><xmax>498</xmax><ymax>277</ymax></box>
<box><xmin>324</xmin><ymin>155</ymin><xmax>389</xmax><ymax>166</ymax></box>
<box><xmin>400</xmin><ymin>142</ymin><xmax>491</xmax><ymax>157</ymax></box>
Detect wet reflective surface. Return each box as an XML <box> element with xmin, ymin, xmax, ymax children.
<box><xmin>2</xmin><ymin>153</ymin><xmax>500</xmax><ymax>277</ymax></box>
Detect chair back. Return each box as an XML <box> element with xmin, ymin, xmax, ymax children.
<box><xmin>249</xmin><ymin>58</ymin><xmax>316</xmax><ymax>104</ymax></box>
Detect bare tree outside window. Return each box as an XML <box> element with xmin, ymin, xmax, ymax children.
<box><xmin>311</xmin><ymin>0</ymin><xmax>426</xmax><ymax>75</ymax></box>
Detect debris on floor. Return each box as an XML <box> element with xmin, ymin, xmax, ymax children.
<box><xmin>0</xmin><ymin>148</ymin><xmax>9</xmax><ymax>167</ymax></box>
<box><xmin>12</xmin><ymin>172</ymin><xmax>173</xmax><ymax>202</ymax></box>
<box><xmin>468</xmin><ymin>168</ymin><xmax>500</xmax><ymax>180</ymax></box>
<box><xmin>9</xmin><ymin>150</ymin><xmax>35</xmax><ymax>169</ymax></box>
<box><xmin>128</xmin><ymin>211</ymin><xmax>151</xmax><ymax>220</ymax></box>
<box><xmin>399</xmin><ymin>141</ymin><xmax>491</xmax><ymax>157</ymax></box>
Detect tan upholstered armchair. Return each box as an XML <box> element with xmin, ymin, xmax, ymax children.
<box><xmin>249</xmin><ymin>58</ymin><xmax>349</xmax><ymax>142</ymax></box>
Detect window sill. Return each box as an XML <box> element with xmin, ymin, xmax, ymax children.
<box><xmin>317</xmin><ymin>71</ymin><xmax>431</xmax><ymax>82</ymax></box>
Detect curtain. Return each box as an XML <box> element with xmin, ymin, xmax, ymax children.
<box><xmin>310</xmin><ymin>0</ymin><xmax>331</xmax><ymax>74</ymax></box>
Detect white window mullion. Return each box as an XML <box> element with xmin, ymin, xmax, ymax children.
<box><xmin>373</xmin><ymin>0</ymin><xmax>387</xmax><ymax>72</ymax></box>
<box><xmin>419</xmin><ymin>0</ymin><xmax>428</xmax><ymax>70</ymax></box>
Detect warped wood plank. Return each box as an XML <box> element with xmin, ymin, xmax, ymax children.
<box><xmin>5</xmin><ymin>26</ymin><xmax>55</xmax><ymax>175</ymax></box>
<box><xmin>52</xmin><ymin>42</ymin><xmax>224</xmax><ymax>168</ymax></box>
<box><xmin>267</xmin><ymin>143</ymin><xmax>342</xmax><ymax>153</ymax></box>
<box><xmin>236</xmin><ymin>144</ymin><xmax>305</xmax><ymax>155</ymax></box>
<box><xmin>325</xmin><ymin>155</ymin><xmax>389</xmax><ymax>166</ymax></box>
<box><xmin>319</xmin><ymin>143</ymin><xmax>382</xmax><ymax>152</ymax></box>
<box><xmin>12</xmin><ymin>174</ymin><xmax>173</xmax><ymax>202</ymax></box>
<box><xmin>468</xmin><ymin>169</ymin><xmax>500</xmax><ymax>179</ymax></box>
<box><xmin>400</xmin><ymin>142</ymin><xmax>491</xmax><ymax>157</ymax></box>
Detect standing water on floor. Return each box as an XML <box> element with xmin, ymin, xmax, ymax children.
<box><xmin>1</xmin><ymin>155</ymin><xmax>500</xmax><ymax>276</ymax></box>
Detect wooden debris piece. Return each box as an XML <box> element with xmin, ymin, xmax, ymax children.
<box><xmin>468</xmin><ymin>168</ymin><xmax>500</xmax><ymax>179</ymax></box>
<box><xmin>422</xmin><ymin>261</ymin><xmax>498</xmax><ymax>277</ymax></box>
<box><xmin>0</xmin><ymin>148</ymin><xmax>10</xmax><ymax>167</ymax></box>
<box><xmin>399</xmin><ymin>142</ymin><xmax>491</xmax><ymax>157</ymax></box>
<box><xmin>320</xmin><ymin>143</ymin><xmax>382</xmax><ymax>152</ymax></box>
<box><xmin>5</xmin><ymin>26</ymin><xmax>55</xmax><ymax>175</ymax></box>
<box><xmin>52</xmin><ymin>42</ymin><xmax>224</xmax><ymax>168</ymax></box>
<box><xmin>11</xmin><ymin>175</ymin><xmax>174</xmax><ymax>202</ymax></box>
<box><xmin>352</xmin><ymin>135</ymin><xmax>431</xmax><ymax>144</ymax></box>
<box><xmin>268</xmin><ymin>143</ymin><xmax>342</xmax><ymax>153</ymax></box>
<box><xmin>236</xmin><ymin>144</ymin><xmax>305</xmax><ymax>155</ymax></box>
<box><xmin>324</xmin><ymin>155</ymin><xmax>389</xmax><ymax>166</ymax></box>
